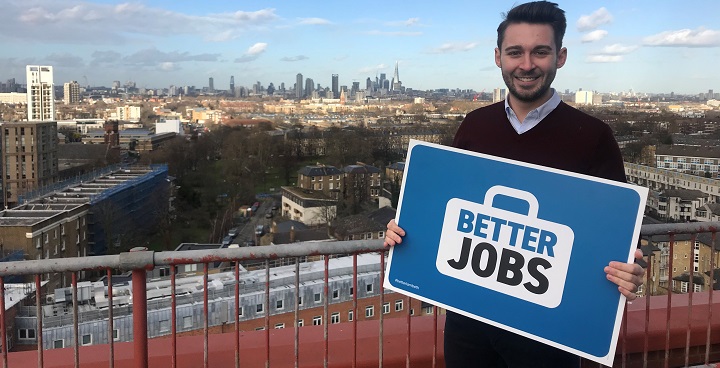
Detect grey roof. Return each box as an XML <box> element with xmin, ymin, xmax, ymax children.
<box><xmin>298</xmin><ymin>165</ymin><xmax>342</xmax><ymax>176</ymax></box>
<box><xmin>272</xmin><ymin>227</ymin><xmax>332</xmax><ymax>244</ymax></box>
<box><xmin>274</xmin><ymin>220</ymin><xmax>309</xmax><ymax>233</ymax></box>
<box><xmin>332</xmin><ymin>206</ymin><xmax>396</xmax><ymax>238</ymax></box>
<box><xmin>387</xmin><ymin>162</ymin><xmax>406</xmax><ymax>171</ymax></box>
<box><xmin>343</xmin><ymin>164</ymin><xmax>381</xmax><ymax>174</ymax></box>
<box><xmin>661</xmin><ymin>189</ymin><xmax>707</xmax><ymax>201</ymax></box>
<box><xmin>705</xmin><ymin>203</ymin><xmax>720</xmax><ymax>216</ymax></box>
<box><xmin>656</xmin><ymin>145</ymin><xmax>720</xmax><ymax>159</ymax></box>
<box><xmin>58</xmin><ymin>143</ymin><xmax>108</xmax><ymax>160</ymax></box>
<box><xmin>672</xmin><ymin>273</ymin><xmax>705</xmax><ymax>285</ymax></box>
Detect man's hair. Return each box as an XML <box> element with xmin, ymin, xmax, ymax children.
<box><xmin>496</xmin><ymin>1</ymin><xmax>567</xmax><ymax>51</ymax></box>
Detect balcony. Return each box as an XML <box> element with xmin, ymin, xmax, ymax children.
<box><xmin>0</xmin><ymin>222</ymin><xmax>719</xmax><ymax>368</ymax></box>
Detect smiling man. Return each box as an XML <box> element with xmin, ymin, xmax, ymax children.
<box><xmin>384</xmin><ymin>1</ymin><xmax>645</xmax><ymax>367</ymax></box>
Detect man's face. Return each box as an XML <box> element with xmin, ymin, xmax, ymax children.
<box><xmin>495</xmin><ymin>22</ymin><xmax>567</xmax><ymax>105</ymax></box>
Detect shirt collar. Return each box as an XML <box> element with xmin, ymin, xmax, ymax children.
<box><xmin>504</xmin><ymin>89</ymin><xmax>561</xmax><ymax>134</ymax></box>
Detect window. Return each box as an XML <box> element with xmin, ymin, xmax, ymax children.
<box><xmin>367</xmin><ymin>232</ymin><xmax>373</xmax><ymax>239</ymax></box>
<box><xmin>350</xmin><ymin>287</ymin><xmax>353</xmax><ymax>296</ymax></box>
<box><xmin>238</xmin><ymin>306</ymin><xmax>243</xmax><ymax>317</ymax></box>
<box><xmin>332</xmin><ymin>289</ymin><xmax>339</xmax><ymax>299</ymax></box>
<box><xmin>297</xmin><ymin>319</ymin><xmax>304</xmax><ymax>327</ymax></box>
<box><xmin>61</xmin><ymin>225</ymin><xmax>65</xmax><ymax>235</ymax></box>
<box><xmin>297</xmin><ymin>296</ymin><xmax>303</xmax><ymax>306</ymax></box>
<box><xmin>274</xmin><ymin>323</ymin><xmax>285</xmax><ymax>329</ymax></box>
<box><xmin>424</xmin><ymin>306</ymin><xmax>434</xmax><ymax>314</ymax></box>
<box><xmin>395</xmin><ymin>300</ymin><xmax>403</xmax><ymax>312</ymax></box>
<box><xmin>348</xmin><ymin>310</ymin><xmax>354</xmax><ymax>321</ymax></box>
<box><xmin>314</xmin><ymin>292</ymin><xmax>321</xmax><ymax>303</ymax></box>
<box><xmin>331</xmin><ymin>312</ymin><xmax>340</xmax><ymax>324</ymax></box>
<box><xmin>81</xmin><ymin>334</ymin><xmax>92</xmax><ymax>346</ymax></box>
<box><xmin>312</xmin><ymin>316</ymin><xmax>322</xmax><ymax>326</ymax></box>
<box><xmin>36</xmin><ymin>238</ymin><xmax>40</xmax><ymax>249</ymax></box>
<box><xmin>365</xmin><ymin>306</ymin><xmax>374</xmax><ymax>318</ymax></box>
<box><xmin>113</xmin><ymin>329</ymin><xmax>120</xmax><ymax>341</ymax></box>
<box><xmin>183</xmin><ymin>316</ymin><xmax>193</xmax><ymax>328</ymax></box>
<box><xmin>159</xmin><ymin>320</ymin><xmax>170</xmax><ymax>332</ymax></box>
<box><xmin>53</xmin><ymin>339</ymin><xmax>64</xmax><ymax>349</ymax></box>
<box><xmin>44</xmin><ymin>234</ymin><xmax>49</xmax><ymax>244</ymax></box>
<box><xmin>18</xmin><ymin>328</ymin><xmax>36</xmax><ymax>340</ymax></box>
<box><xmin>255</xmin><ymin>327</ymin><xmax>265</xmax><ymax>331</ymax></box>
<box><xmin>366</xmin><ymin>283</ymin><xmax>373</xmax><ymax>293</ymax></box>
<box><xmin>383</xmin><ymin>302</ymin><xmax>390</xmax><ymax>314</ymax></box>
<box><xmin>410</xmin><ymin>309</ymin><xmax>415</xmax><ymax>316</ymax></box>
<box><xmin>276</xmin><ymin>299</ymin><xmax>284</xmax><ymax>310</ymax></box>
<box><xmin>378</xmin><ymin>231</ymin><xmax>385</xmax><ymax>239</ymax></box>
<box><xmin>256</xmin><ymin>303</ymin><xmax>264</xmax><ymax>313</ymax></box>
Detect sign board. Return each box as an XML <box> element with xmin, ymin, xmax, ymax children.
<box><xmin>384</xmin><ymin>140</ymin><xmax>648</xmax><ymax>366</ymax></box>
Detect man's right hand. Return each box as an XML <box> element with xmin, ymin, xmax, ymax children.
<box><xmin>383</xmin><ymin>219</ymin><xmax>406</xmax><ymax>247</ymax></box>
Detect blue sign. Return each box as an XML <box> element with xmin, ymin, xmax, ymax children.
<box><xmin>384</xmin><ymin>140</ymin><xmax>647</xmax><ymax>366</ymax></box>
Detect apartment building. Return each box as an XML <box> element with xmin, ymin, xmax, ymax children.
<box><xmin>26</xmin><ymin>65</ymin><xmax>55</xmax><ymax>121</ymax></box>
<box><xmin>1</xmin><ymin>121</ymin><xmax>59</xmax><ymax>207</ymax></box>
<box><xmin>655</xmin><ymin>189</ymin><xmax>710</xmax><ymax>222</ymax></box>
<box><xmin>280</xmin><ymin>186</ymin><xmax>336</xmax><ymax>226</ymax></box>
<box><xmin>343</xmin><ymin>162</ymin><xmax>382</xmax><ymax>200</ymax></box>
<box><xmin>625</xmin><ymin>163</ymin><xmax>720</xmax><ymax>203</ymax></box>
<box><xmin>296</xmin><ymin>165</ymin><xmax>343</xmax><ymax>199</ymax></box>
<box><xmin>63</xmin><ymin>81</ymin><xmax>80</xmax><ymax>105</ymax></box>
<box><xmin>655</xmin><ymin>145</ymin><xmax>720</xmax><ymax>177</ymax></box>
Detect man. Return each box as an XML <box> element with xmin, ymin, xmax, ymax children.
<box><xmin>383</xmin><ymin>2</ymin><xmax>645</xmax><ymax>367</ymax></box>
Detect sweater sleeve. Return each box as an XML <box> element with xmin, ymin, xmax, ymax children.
<box><xmin>589</xmin><ymin>124</ymin><xmax>627</xmax><ymax>183</ymax></box>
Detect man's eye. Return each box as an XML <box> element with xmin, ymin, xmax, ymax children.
<box><xmin>507</xmin><ymin>51</ymin><xmax>521</xmax><ymax>57</ymax></box>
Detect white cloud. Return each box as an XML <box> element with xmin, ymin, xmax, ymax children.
<box><xmin>159</xmin><ymin>62</ymin><xmax>178</xmax><ymax>71</ymax></box>
<box><xmin>586</xmin><ymin>55</ymin><xmax>623</xmax><ymax>63</ymax></box>
<box><xmin>600</xmin><ymin>44</ymin><xmax>639</xmax><ymax>55</ymax></box>
<box><xmin>577</xmin><ymin>7</ymin><xmax>613</xmax><ymax>32</ymax></box>
<box><xmin>235</xmin><ymin>43</ymin><xmax>268</xmax><ymax>63</ymax></box>
<box><xmin>3</xmin><ymin>1</ymin><xmax>279</xmax><ymax>44</ymax></box>
<box><xmin>581</xmin><ymin>30</ymin><xmax>608</xmax><ymax>43</ymax></box>
<box><xmin>364</xmin><ymin>30</ymin><xmax>422</xmax><ymax>37</ymax></box>
<box><xmin>643</xmin><ymin>28</ymin><xmax>720</xmax><ymax>47</ymax></box>
<box><xmin>280</xmin><ymin>55</ymin><xmax>309</xmax><ymax>62</ymax></box>
<box><xmin>358</xmin><ymin>64</ymin><xmax>388</xmax><ymax>74</ymax></box>
<box><xmin>45</xmin><ymin>52</ymin><xmax>85</xmax><ymax>67</ymax></box>
<box><xmin>385</xmin><ymin>18</ymin><xmax>421</xmax><ymax>27</ymax></box>
<box><xmin>429</xmin><ymin>42</ymin><xmax>479</xmax><ymax>54</ymax></box>
<box><xmin>299</xmin><ymin>17</ymin><xmax>332</xmax><ymax>25</ymax></box>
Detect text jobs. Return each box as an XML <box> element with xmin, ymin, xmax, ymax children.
<box><xmin>435</xmin><ymin>191</ymin><xmax>575</xmax><ymax>308</ymax></box>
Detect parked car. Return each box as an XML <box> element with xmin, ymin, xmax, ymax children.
<box><xmin>228</xmin><ymin>227</ymin><xmax>239</xmax><ymax>238</ymax></box>
<box><xmin>255</xmin><ymin>225</ymin><xmax>265</xmax><ymax>237</ymax></box>
<box><xmin>265</xmin><ymin>210</ymin><xmax>273</xmax><ymax>219</ymax></box>
<box><xmin>221</xmin><ymin>235</ymin><xmax>233</xmax><ymax>246</ymax></box>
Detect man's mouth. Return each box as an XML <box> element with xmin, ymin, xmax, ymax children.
<box><xmin>515</xmin><ymin>76</ymin><xmax>540</xmax><ymax>82</ymax></box>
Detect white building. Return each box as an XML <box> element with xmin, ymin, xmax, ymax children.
<box><xmin>114</xmin><ymin>106</ymin><xmax>142</xmax><ymax>122</ymax></box>
<box><xmin>26</xmin><ymin>65</ymin><xmax>55</xmax><ymax>121</ymax></box>
<box><xmin>625</xmin><ymin>163</ymin><xmax>720</xmax><ymax>203</ymax></box>
<box><xmin>156</xmin><ymin>119</ymin><xmax>183</xmax><ymax>135</ymax></box>
<box><xmin>575</xmin><ymin>90</ymin><xmax>593</xmax><ymax>105</ymax></box>
<box><xmin>493</xmin><ymin>88</ymin><xmax>506</xmax><ymax>103</ymax></box>
<box><xmin>0</xmin><ymin>92</ymin><xmax>27</xmax><ymax>104</ymax></box>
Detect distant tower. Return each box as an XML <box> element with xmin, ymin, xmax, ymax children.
<box><xmin>26</xmin><ymin>65</ymin><xmax>55</xmax><ymax>121</ymax></box>
<box><xmin>296</xmin><ymin>73</ymin><xmax>303</xmax><ymax>99</ymax></box>
<box><xmin>392</xmin><ymin>61</ymin><xmax>402</xmax><ymax>92</ymax></box>
<box><xmin>379</xmin><ymin>73</ymin><xmax>387</xmax><ymax>91</ymax></box>
<box><xmin>63</xmin><ymin>81</ymin><xmax>80</xmax><ymax>105</ymax></box>
<box><xmin>230</xmin><ymin>76</ymin><xmax>235</xmax><ymax>94</ymax></box>
<box><xmin>208</xmin><ymin>77</ymin><xmax>214</xmax><ymax>92</ymax></box>
<box><xmin>304</xmin><ymin>78</ymin><xmax>314</xmax><ymax>99</ymax></box>
<box><xmin>493</xmin><ymin>88</ymin><xmax>506</xmax><ymax>103</ymax></box>
<box><xmin>331</xmin><ymin>74</ymin><xmax>339</xmax><ymax>99</ymax></box>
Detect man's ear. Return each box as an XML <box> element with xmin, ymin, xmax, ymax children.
<box><xmin>495</xmin><ymin>48</ymin><xmax>502</xmax><ymax>68</ymax></box>
<box><xmin>556</xmin><ymin>47</ymin><xmax>567</xmax><ymax>69</ymax></box>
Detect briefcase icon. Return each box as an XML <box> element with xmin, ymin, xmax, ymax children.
<box><xmin>436</xmin><ymin>185</ymin><xmax>575</xmax><ymax>308</ymax></box>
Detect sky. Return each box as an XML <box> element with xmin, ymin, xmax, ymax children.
<box><xmin>1</xmin><ymin>0</ymin><xmax>719</xmax><ymax>95</ymax></box>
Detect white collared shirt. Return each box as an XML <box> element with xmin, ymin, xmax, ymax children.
<box><xmin>504</xmin><ymin>89</ymin><xmax>561</xmax><ymax>134</ymax></box>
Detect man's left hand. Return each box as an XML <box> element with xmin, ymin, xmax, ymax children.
<box><xmin>604</xmin><ymin>249</ymin><xmax>645</xmax><ymax>301</ymax></box>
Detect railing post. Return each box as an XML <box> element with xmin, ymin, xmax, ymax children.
<box><xmin>125</xmin><ymin>247</ymin><xmax>153</xmax><ymax>368</ymax></box>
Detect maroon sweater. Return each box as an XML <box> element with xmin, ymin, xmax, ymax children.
<box><xmin>452</xmin><ymin>101</ymin><xmax>626</xmax><ymax>182</ymax></box>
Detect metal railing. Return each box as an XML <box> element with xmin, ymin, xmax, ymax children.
<box><xmin>0</xmin><ymin>222</ymin><xmax>718</xmax><ymax>368</ymax></box>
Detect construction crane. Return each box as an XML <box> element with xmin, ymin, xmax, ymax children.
<box><xmin>83</xmin><ymin>75</ymin><xmax>89</xmax><ymax>88</ymax></box>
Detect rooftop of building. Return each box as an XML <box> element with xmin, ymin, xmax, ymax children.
<box><xmin>656</xmin><ymin>144</ymin><xmax>720</xmax><ymax>158</ymax></box>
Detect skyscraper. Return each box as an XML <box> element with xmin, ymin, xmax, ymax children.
<box><xmin>26</xmin><ymin>65</ymin><xmax>55</xmax><ymax>121</ymax></box>
<box><xmin>230</xmin><ymin>76</ymin><xmax>235</xmax><ymax>94</ymax></box>
<box><xmin>63</xmin><ymin>81</ymin><xmax>80</xmax><ymax>105</ymax></box>
<box><xmin>392</xmin><ymin>62</ymin><xmax>402</xmax><ymax>92</ymax></box>
<box><xmin>208</xmin><ymin>77</ymin><xmax>214</xmax><ymax>92</ymax></box>
<box><xmin>305</xmin><ymin>78</ymin><xmax>315</xmax><ymax>99</ymax></box>
<box><xmin>331</xmin><ymin>74</ymin><xmax>339</xmax><ymax>99</ymax></box>
<box><xmin>296</xmin><ymin>73</ymin><xmax>303</xmax><ymax>99</ymax></box>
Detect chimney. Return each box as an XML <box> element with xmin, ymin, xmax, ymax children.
<box><xmin>290</xmin><ymin>226</ymin><xmax>295</xmax><ymax>243</ymax></box>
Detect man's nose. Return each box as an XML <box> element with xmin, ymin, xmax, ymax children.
<box><xmin>519</xmin><ymin>55</ymin><xmax>534</xmax><ymax>70</ymax></box>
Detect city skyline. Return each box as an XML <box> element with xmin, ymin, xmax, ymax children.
<box><xmin>1</xmin><ymin>1</ymin><xmax>719</xmax><ymax>94</ymax></box>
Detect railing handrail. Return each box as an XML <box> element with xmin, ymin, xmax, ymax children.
<box><xmin>2</xmin><ymin>222</ymin><xmax>719</xmax><ymax>277</ymax></box>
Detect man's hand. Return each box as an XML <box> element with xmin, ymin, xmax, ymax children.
<box><xmin>604</xmin><ymin>249</ymin><xmax>645</xmax><ymax>301</ymax></box>
<box><xmin>383</xmin><ymin>219</ymin><xmax>405</xmax><ymax>247</ymax></box>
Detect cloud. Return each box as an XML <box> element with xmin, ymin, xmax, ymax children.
<box><xmin>159</xmin><ymin>62</ymin><xmax>179</xmax><ymax>71</ymax></box>
<box><xmin>45</xmin><ymin>52</ymin><xmax>85</xmax><ymax>67</ymax></box>
<box><xmin>2</xmin><ymin>1</ymin><xmax>279</xmax><ymax>44</ymax></box>
<box><xmin>428</xmin><ymin>42</ymin><xmax>479</xmax><ymax>54</ymax></box>
<box><xmin>126</xmin><ymin>48</ymin><xmax>220</xmax><ymax>66</ymax></box>
<box><xmin>586</xmin><ymin>55</ymin><xmax>623</xmax><ymax>63</ymax></box>
<box><xmin>599</xmin><ymin>44</ymin><xmax>639</xmax><ymax>55</ymax></box>
<box><xmin>577</xmin><ymin>7</ymin><xmax>613</xmax><ymax>32</ymax></box>
<box><xmin>280</xmin><ymin>55</ymin><xmax>309</xmax><ymax>62</ymax></box>
<box><xmin>235</xmin><ymin>43</ymin><xmax>268</xmax><ymax>63</ymax></box>
<box><xmin>385</xmin><ymin>18</ymin><xmax>421</xmax><ymax>27</ymax></box>
<box><xmin>299</xmin><ymin>17</ymin><xmax>332</xmax><ymax>25</ymax></box>
<box><xmin>581</xmin><ymin>30</ymin><xmax>608</xmax><ymax>43</ymax></box>
<box><xmin>364</xmin><ymin>30</ymin><xmax>422</xmax><ymax>37</ymax></box>
<box><xmin>90</xmin><ymin>50</ymin><xmax>122</xmax><ymax>66</ymax></box>
<box><xmin>643</xmin><ymin>28</ymin><xmax>720</xmax><ymax>47</ymax></box>
<box><xmin>358</xmin><ymin>64</ymin><xmax>388</xmax><ymax>74</ymax></box>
